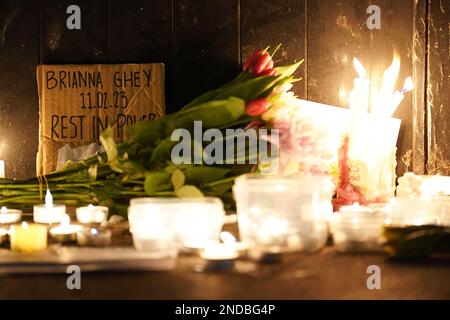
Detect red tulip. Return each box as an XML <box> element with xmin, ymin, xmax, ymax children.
<box><xmin>243</xmin><ymin>50</ymin><xmax>262</xmax><ymax>71</ymax></box>
<box><xmin>258</xmin><ymin>68</ymin><xmax>277</xmax><ymax>77</ymax></box>
<box><xmin>245</xmin><ymin>98</ymin><xmax>270</xmax><ymax>116</ymax></box>
<box><xmin>243</xmin><ymin>49</ymin><xmax>276</xmax><ymax>77</ymax></box>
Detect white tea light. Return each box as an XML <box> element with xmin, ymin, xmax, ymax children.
<box><xmin>76</xmin><ymin>204</ymin><xmax>109</xmax><ymax>224</ymax></box>
<box><xmin>49</xmin><ymin>214</ymin><xmax>82</xmax><ymax>242</ymax></box>
<box><xmin>77</xmin><ymin>227</ymin><xmax>111</xmax><ymax>247</ymax></box>
<box><xmin>200</xmin><ymin>236</ymin><xmax>239</xmax><ymax>270</ymax></box>
<box><xmin>0</xmin><ymin>206</ymin><xmax>22</xmax><ymax>224</ymax></box>
<box><xmin>34</xmin><ymin>189</ymin><xmax>66</xmax><ymax>224</ymax></box>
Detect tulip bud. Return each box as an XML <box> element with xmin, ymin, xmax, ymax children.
<box><xmin>258</xmin><ymin>68</ymin><xmax>277</xmax><ymax>77</ymax></box>
<box><xmin>243</xmin><ymin>50</ymin><xmax>262</xmax><ymax>71</ymax></box>
<box><xmin>249</xmin><ymin>52</ymin><xmax>272</xmax><ymax>76</ymax></box>
<box><xmin>245</xmin><ymin>98</ymin><xmax>270</xmax><ymax>117</ymax></box>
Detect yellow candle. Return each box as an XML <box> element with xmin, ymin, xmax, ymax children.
<box><xmin>10</xmin><ymin>222</ymin><xmax>47</xmax><ymax>253</ymax></box>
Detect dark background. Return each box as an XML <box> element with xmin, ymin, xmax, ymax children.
<box><xmin>0</xmin><ymin>0</ymin><xmax>448</xmax><ymax>179</ymax></box>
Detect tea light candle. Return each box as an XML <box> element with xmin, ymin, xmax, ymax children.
<box><xmin>34</xmin><ymin>189</ymin><xmax>66</xmax><ymax>224</ymax></box>
<box><xmin>10</xmin><ymin>222</ymin><xmax>47</xmax><ymax>253</ymax></box>
<box><xmin>76</xmin><ymin>227</ymin><xmax>111</xmax><ymax>247</ymax></box>
<box><xmin>182</xmin><ymin>239</ymin><xmax>219</xmax><ymax>254</ymax></box>
<box><xmin>219</xmin><ymin>231</ymin><xmax>248</xmax><ymax>255</ymax></box>
<box><xmin>0</xmin><ymin>206</ymin><xmax>22</xmax><ymax>224</ymax></box>
<box><xmin>76</xmin><ymin>204</ymin><xmax>109</xmax><ymax>224</ymax></box>
<box><xmin>200</xmin><ymin>242</ymin><xmax>239</xmax><ymax>270</ymax></box>
<box><xmin>49</xmin><ymin>214</ymin><xmax>82</xmax><ymax>243</ymax></box>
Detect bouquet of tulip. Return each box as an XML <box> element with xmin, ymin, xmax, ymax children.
<box><xmin>0</xmin><ymin>45</ymin><xmax>315</xmax><ymax>216</ymax></box>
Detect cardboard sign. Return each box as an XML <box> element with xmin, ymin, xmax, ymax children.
<box><xmin>36</xmin><ymin>63</ymin><xmax>165</xmax><ymax>175</ymax></box>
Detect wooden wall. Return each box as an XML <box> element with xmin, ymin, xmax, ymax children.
<box><xmin>0</xmin><ymin>0</ymin><xmax>447</xmax><ymax>178</ymax></box>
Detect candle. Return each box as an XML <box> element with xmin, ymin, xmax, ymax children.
<box><xmin>219</xmin><ymin>231</ymin><xmax>248</xmax><ymax>255</ymax></box>
<box><xmin>386</xmin><ymin>77</ymin><xmax>414</xmax><ymax>118</ymax></box>
<box><xmin>76</xmin><ymin>227</ymin><xmax>112</xmax><ymax>247</ymax></box>
<box><xmin>0</xmin><ymin>160</ymin><xmax>5</xmax><ymax>178</ymax></box>
<box><xmin>10</xmin><ymin>222</ymin><xmax>47</xmax><ymax>253</ymax></box>
<box><xmin>350</xmin><ymin>58</ymin><xmax>370</xmax><ymax>114</ymax></box>
<box><xmin>49</xmin><ymin>214</ymin><xmax>83</xmax><ymax>243</ymax></box>
<box><xmin>183</xmin><ymin>239</ymin><xmax>219</xmax><ymax>254</ymax></box>
<box><xmin>200</xmin><ymin>239</ymin><xmax>239</xmax><ymax>270</ymax></box>
<box><xmin>33</xmin><ymin>189</ymin><xmax>66</xmax><ymax>224</ymax></box>
<box><xmin>76</xmin><ymin>204</ymin><xmax>109</xmax><ymax>224</ymax></box>
<box><xmin>0</xmin><ymin>206</ymin><xmax>22</xmax><ymax>224</ymax></box>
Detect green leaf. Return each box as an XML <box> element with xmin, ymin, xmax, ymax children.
<box><xmin>166</xmin><ymin>97</ymin><xmax>245</xmax><ymax>134</ymax></box>
<box><xmin>171</xmin><ymin>169</ymin><xmax>185</xmax><ymax>190</ymax></box>
<box><xmin>175</xmin><ymin>185</ymin><xmax>204</xmax><ymax>198</ymax></box>
<box><xmin>144</xmin><ymin>171</ymin><xmax>170</xmax><ymax>196</ymax></box>
<box><xmin>184</xmin><ymin>166</ymin><xmax>230</xmax><ymax>185</ymax></box>
<box><xmin>213</xmin><ymin>76</ymin><xmax>280</xmax><ymax>102</ymax></box>
<box><xmin>150</xmin><ymin>138</ymin><xmax>179</xmax><ymax>164</ymax></box>
<box><xmin>274</xmin><ymin>60</ymin><xmax>303</xmax><ymax>79</ymax></box>
<box><xmin>127</xmin><ymin>115</ymin><xmax>171</xmax><ymax>145</ymax></box>
<box><xmin>88</xmin><ymin>164</ymin><xmax>98</xmax><ymax>181</ymax></box>
<box><xmin>99</xmin><ymin>127</ymin><xmax>118</xmax><ymax>163</ymax></box>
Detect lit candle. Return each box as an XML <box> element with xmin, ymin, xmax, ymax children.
<box><xmin>49</xmin><ymin>214</ymin><xmax>83</xmax><ymax>242</ymax></box>
<box><xmin>219</xmin><ymin>231</ymin><xmax>248</xmax><ymax>255</ymax></box>
<box><xmin>0</xmin><ymin>206</ymin><xmax>22</xmax><ymax>224</ymax></box>
<box><xmin>10</xmin><ymin>222</ymin><xmax>47</xmax><ymax>253</ymax></box>
<box><xmin>76</xmin><ymin>227</ymin><xmax>112</xmax><ymax>247</ymax></box>
<box><xmin>76</xmin><ymin>204</ymin><xmax>109</xmax><ymax>224</ymax></box>
<box><xmin>386</xmin><ymin>77</ymin><xmax>414</xmax><ymax>118</ymax></box>
<box><xmin>33</xmin><ymin>189</ymin><xmax>66</xmax><ymax>224</ymax></box>
<box><xmin>0</xmin><ymin>160</ymin><xmax>5</xmax><ymax>178</ymax></box>
<box><xmin>200</xmin><ymin>235</ymin><xmax>239</xmax><ymax>270</ymax></box>
<box><xmin>350</xmin><ymin>58</ymin><xmax>370</xmax><ymax>114</ymax></box>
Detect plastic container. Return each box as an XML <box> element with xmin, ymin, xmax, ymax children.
<box><xmin>233</xmin><ymin>174</ymin><xmax>334</xmax><ymax>253</ymax></box>
<box><xmin>128</xmin><ymin>197</ymin><xmax>225</xmax><ymax>255</ymax></box>
<box><xmin>331</xmin><ymin>204</ymin><xmax>391</xmax><ymax>253</ymax></box>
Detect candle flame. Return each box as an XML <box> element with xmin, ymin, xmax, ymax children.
<box><xmin>45</xmin><ymin>189</ymin><xmax>53</xmax><ymax>207</ymax></box>
<box><xmin>402</xmin><ymin>77</ymin><xmax>414</xmax><ymax>93</ymax></box>
<box><xmin>380</xmin><ymin>54</ymin><xmax>401</xmax><ymax>97</ymax></box>
<box><xmin>1</xmin><ymin>206</ymin><xmax>7</xmax><ymax>214</ymax></box>
<box><xmin>61</xmin><ymin>214</ymin><xmax>70</xmax><ymax>226</ymax></box>
<box><xmin>353</xmin><ymin>58</ymin><xmax>366</xmax><ymax>79</ymax></box>
<box><xmin>90</xmin><ymin>228</ymin><xmax>98</xmax><ymax>235</ymax></box>
<box><xmin>21</xmin><ymin>221</ymin><xmax>28</xmax><ymax>229</ymax></box>
<box><xmin>88</xmin><ymin>204</ymin><xmax>94</xmax><ymax>211</ymax></box>
<box><xmin>220</xmin><ymin>231</ymin><xmax>236</xmax><ymax>244</ymax></box>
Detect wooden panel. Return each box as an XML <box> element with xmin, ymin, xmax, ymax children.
<box><xmin>108</xmin><ymin>0</ymin><xmax>173</xmax><ymax>111</ymax></box>
<box><xmin>241</xmin><ymin>0</ymin><xmax>307</xmax><ymax>98</ymax></box>
<box><xmin>427</xmin><ymin>0</ymin><xmax>450</xmax><ymax>174</ymax></box>
<box><xmin>174</xmin><ymin>0</ymin><xmax>240</xmax><ymax>109</ymax></box>
<box><xmin>0</xmin><ymin>0</ymin><xmax>39</xmax><ymax>179</ymax></box>
<box><xmin>368</xmin><ymin>0</ymin><xmax>426</xmax><ymax>176</ymax></box>
<box><xmin>40</xmin><ymin>0</ymin><xmax>108</xmax><ymax>63</ymax></box>
<box><xmin>307</xmin><ymin>0</ymin><xmax>371</xmax><ymax>107</ymax></box>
